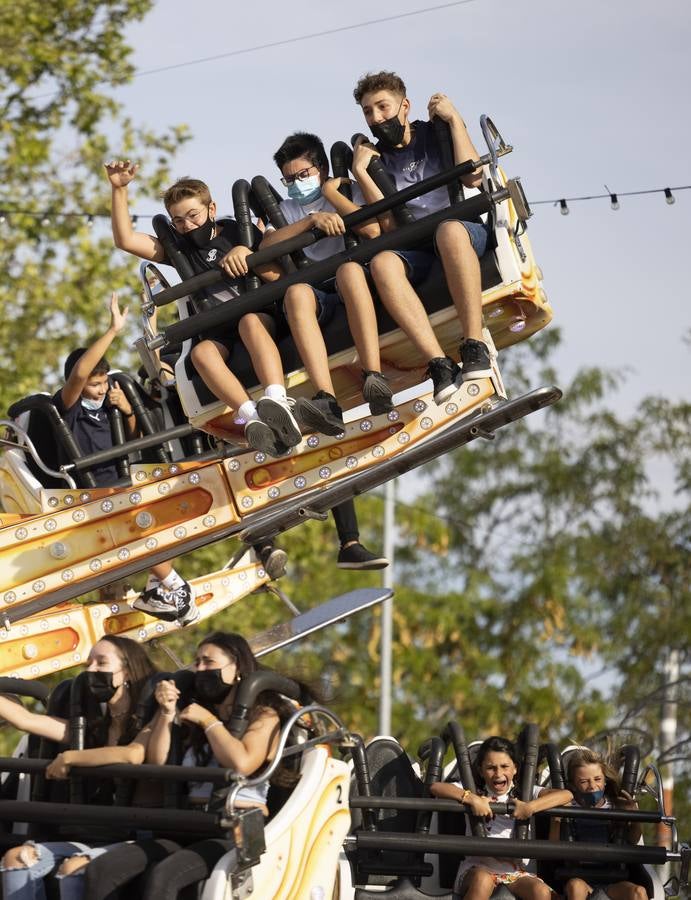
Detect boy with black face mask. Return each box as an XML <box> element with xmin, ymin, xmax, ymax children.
<box><xmin>55</xmin><ymin>293</ymin><xmax>199</xmax><ymax>625</ymax></box>
<box><xmin>351</xmin><ymin>71</ymin><xmax>494</xmax><ymax>404</ymax></box>
<box><xmin>105</xmin><ymin>162</ymin><xmax>300</xmax><ymax>458</ymax></box>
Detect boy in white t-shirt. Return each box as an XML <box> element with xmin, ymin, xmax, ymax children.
<box><xmin>259</xmin><ymin>132</ymin><xmax>393</xmax><ymax>434</ymax></box>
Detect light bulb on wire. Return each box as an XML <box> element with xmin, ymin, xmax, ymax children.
<box><xmin>664</xmin><ymin>188</ymin><xmax>675</xmax><ymax>205</ymax></box>
<box><xmin>559</xmin><ymin>199</ymin><xmax>569</xmax><ymax>216</ymax></box>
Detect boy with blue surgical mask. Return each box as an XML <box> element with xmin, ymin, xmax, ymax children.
<box><xmin>55</xmin><ymin>293</ymin><xmax>199</xmax><ymax>625</ymax></box>
<box><xmin>259</xmin><ymin>131</ymin><xmax>394</xmax><ymax>433</ymax></box>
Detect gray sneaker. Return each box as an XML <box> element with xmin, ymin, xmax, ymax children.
<box><xmin>362</xmin><ymin>370</ymin><xmax>394</xmax><ymax>416</ymax></box>
<box><xmin>256</xmin><ymin>396</ymin><xmax>302</xmax><ymax>448</ymax></box>
<box><xmin>244</xmin><ymin>420</ymin><xmax>289</xmax><ymax>457</ymax></box>
<box><xmin>295</xmin><ymin>392</ymin><xmax>345</xmax><ymax>437</ymax></box>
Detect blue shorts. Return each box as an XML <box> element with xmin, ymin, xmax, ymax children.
<box><xmin>392</xmin><ymin>219</ymin><xmax>490</xmax><ymax>286</ymax></box>
<box><xmin>307</xmin><ymin>279</ymin><xmax>343</xmax><ymax>328</ymax></box>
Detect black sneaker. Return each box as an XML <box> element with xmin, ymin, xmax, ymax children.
<box><xmin>362</xmin><ymin>370</ymin><xmax>394</xmax><ymax>416</ymax></box>
<box><xmin>460</xmin><ymin>339</ymin><xmax>492</xmax><ymax>381</ymax></box>
<box><xmin>257</xmin><ymin>543</ymin><xmax>288</xmax><ymax>580</ymax></box>
<box><xmin>133</xmin><ymin>581</ymin><xmax>199</xmax><ymax>625</ymax></box>
<box><xmin>256</xmin><ymin>396</ymin><xmax>302</xmax><ymax>448</ymax></box>
<box><xmin>337</xmin><ymin>542</ymin><xmax>389</xmax><ymax>570</ymax></box>
<box><xmin>244</xmin><ymin>420</ymin><xmax>289</xmax><ymax>457</ymax></box>
<box><xmin>426</xmin><ymin>356</ymin><xmax>461</xmax><ymax>404</ymax></box>
<box><xmin>295</xmin><ymin>391</ymin><xmax>344</xmax><ymax>437</ymax></box>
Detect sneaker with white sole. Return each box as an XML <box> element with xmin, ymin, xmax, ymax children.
<box><xmin>426</xmin><ymin>356</ymin><xmax>461</xmax><ymax>404</ymax></box>
<box><xmin>337</xmin><ymin>542</ymin><xmax>389</xmax><ymax>570</ymax></box>
<box><xmin>362</xmin><ymin>370</ymin><xmax>394</xmax><ymax>416</ymax></box>
<box><xmin>256</xmin><ymin>396</ymin><xmax>302</xmax><ymax>448</ymax></box>
<box><xmin>133</xmin><ymin>581</ymin><xmax>199</xmax><ymax>625</ymax></box>
<box><xmin>460</xmin><ymin>338</ymin><xmax>492</xmax><ymax>381</ymax></box>
<box><xmin>244</xmin><ymin>419</ymin><xmax>289</xmax><ymax>457</ymax></box>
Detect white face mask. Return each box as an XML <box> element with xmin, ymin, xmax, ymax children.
<box><xmin>81</xmin><ymin>396</ymin><xmax>105</xmax><ymax>411</ymax></box>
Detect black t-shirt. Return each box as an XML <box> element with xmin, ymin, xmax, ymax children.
<box><xmin>52</xmin><ymin>390</ymin><xmax>119</xmax><ymax>486</ymax></box>
<box><xmin>165</xmin><ymin>218</ymin><xmax>262</xmax><ymax>311</ymax></box>
<box><xmin>376</xmin><ymin>119</ymin><xmax>458</xmax><ymax>220</ymax></box>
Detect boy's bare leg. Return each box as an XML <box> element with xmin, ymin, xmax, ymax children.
<box><xmin>237</xmin><ymin>312</ymin><xmax>285</xmax><ymax>387</ymax></box>
<box><xmin>507</xmin><ymin>876</ymin><xmax>552</xmax><ymax>900</ymax></box>
<box><xmin>190</xmin><ymin>339</ymin><xmax>248</xmax><ymax>411</ymax></box>
<box><xmin>336</xmin><ymin>262</ymin><xmax>382</xmax><ymax>372</ymax></box>
<box><xmin>150</xmin><ymin>562</ymin><xmax>173</xmax><ymax>580</ymax></box>
<box><xmin>459</xmin><ymin>868</ymin><xmax>497</xmax><ymax>900</ymax></box>
<box><xmin>435</xmin><ymin>220</ymin><xmax>483</xmax><ymax>341</ymax></box>
<box><xmin>606</xmin><ymin>883</ymin><xmax>647</xmax><ymax>900</ymax></box>
<box><xmin>283</xmin><ymin>284</ymin><xmax>336</xmax><ymax>395</ymax></box>
<box><xmin>368</xmin><ymin>251</ymin><xmax>446</xmax><ymax>360</ymax></box>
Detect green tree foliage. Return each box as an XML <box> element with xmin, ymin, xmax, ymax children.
<box><xmin>0</xmin><ymin>0</ymin><xmax>188</xmax><ymax>411</ymax></box>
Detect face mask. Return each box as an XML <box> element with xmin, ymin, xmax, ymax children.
<box><xmin>370</xmin><ymin>101</ymin><xmax>405</xmax><ymax>149</ymax></box>
<box><xmin>183</xmin><ymin>216</ymin><xmax>215</xmax><ymax>248</ymax></box>
<box><xmin>194</xmin><ymin>669</ymin><xmax>232</xmax><ymax>704</ymax></box>
<box><xmin>85</xmin><ymin>671</ymin><xmax>118</xmax><ymax>703</ymax></box>
<box><xmin>575</xmin><ymin>788</ymin><xmax>606</xmax><ymax>807</ymax></box>
<box><xmin>81</xmin><ymin>396</ymin><xmax>105</xmax><ymax>411</ymax></box>
<box><xmin>287</xmin><ymin>175</ymin><xmax>322</xmax><ymax>206</ymax></box>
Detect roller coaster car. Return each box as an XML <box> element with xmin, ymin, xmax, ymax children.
<box><xmin>0</xmin><ymin>117</ymin><xmax>559</xmax><ymax>663</ymax></box>
<box><xmin>338</xmin><ymin>725</ymin><xmax>689</xmax><ymax>900</ymax></box>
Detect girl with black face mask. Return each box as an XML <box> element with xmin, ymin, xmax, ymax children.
<box><xmin>0</xmin><ymin>636</ymin><xmax>158</xmax><ymax>899</ymax></box>
<box><xmin>75</xmin><ymin>632</ymin><xmax>300</xmax><ymax>900</ymax></box>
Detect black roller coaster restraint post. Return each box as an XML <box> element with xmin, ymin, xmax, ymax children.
<box><xmin>351</xmin><ymin>133</ymin><xmax>416</xmax><ymax>227</ymax></box>
<box><xmin>107</xmin><ymin>404</ymin><xmax>129</xmax><ymax>479</ymax></box>
<box><xmin>330</xmin><ymin>140</ymin><xmax>359</xmax><ymax>251</ymax></box>
<box><xmin>69</xmin><ymin>672</ymin><xmax>90</xmax><ymax>805</ymax></box>
<box><xmin>7</xmin><ymin>395</ymin><xmax>98</xmax><ymax>489</ymax></box>
<box><xmin>155</xmin><ymin>189</ymin><xmax>497</xmax><ymax>348</ymax></box>
<box><xmin>152</xmin><ymin>214</ymin><xmax>195</xmax><ymax>280</ymax></box>
<box><xmin>417</xmin><ymin>737</ymin><xmax>446</xmax><ymax>835</ymax></box>
<box><xmin>516</xmin><ymin>723</ymin><xmax>540</xmax><ymax>840</ymax></box>
<box><xmin>539</xmin><ymin>742</ymin><xmax>565</xmax><ymax>789</ymax></box>
<box><xmin>433</xmin><ymin>118</ymin><xmax>463</xmax><ymax>205</ymax></box>
<box><xmin>0</xmin><ymin>677</ymin><xmax>50</xmax><ymax>704</ymax></box>
<box><xmin>442</xmin><ymin>721</ymin><xmax>486</xmax><ymax>837</ymax></box>
<box><xmin>232</xmin><ymin>180</ymin><xmax>262</xmax><ymax>291</ymax></box>
<box><xmin>349</xmin><ymin>734</ymin><xmax>378</xmax><ymax>832</ymax></box>
<box><xmin>619</xmin><ymin>745</ymin><xmax>641</xmax><ymax>798</ymax></box>
<box><xmin>251</xmin><ymin>175</ymin><xmax>309</xmax><ymax>271</ymax></box>
<box><xmin>228</xmin><ymin>670</ymin><xmax>301</xmax><ymax>739</ymax></box>
<box><xmin>110</xmin><ymin>372</ymin><xmax>170</xmax><ymax>464</ymax></box>
<box><xmin>150</xmin><ymin>154</ymin><xmax>492</xmax><ymax>312</ymax></box>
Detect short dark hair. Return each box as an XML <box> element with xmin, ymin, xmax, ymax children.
<box><xmin>353</xmin><ymin>71</ymin><xmax>407</xmax><ymax>105</ymax></box>
<box><xmin>273</xmin><ymin>132</ymin><xmax>329</xmax><ymax>173</ymax></box>
<box><xmin>63</xmin><ymin>348</ymin><xmax>109</xmax><ymax>381</ymax></box>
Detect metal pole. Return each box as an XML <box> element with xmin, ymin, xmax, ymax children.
<box><xmin>379</xmin><ymin>479</ymin><xmax>395</xmax><ymax>735</ymax></box>
<box><xmin>657</xmin><ymin>647</ymin><xmax>679</xmax><ymax>881</ymax></box>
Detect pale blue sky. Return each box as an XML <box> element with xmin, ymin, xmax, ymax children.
<box><xmin>109</xmin><ymin>0</ymin><xmax>689</xmax><ymax>420</ymax></box>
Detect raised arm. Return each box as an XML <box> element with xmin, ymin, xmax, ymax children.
<box><xmin>428</xmin><ymin>93</ymin><xmax>483</xmax><ymax>189</ymax></box>
<box><xmin>0</xmin><ymin>694</ymin><xmax>67</xmax><ymax>743</ymax></box>
<box><xmin>59</xmin><ymin>292</ymin><xmax>129</xmax><ymax>411</ymax></box>
<box><xmin>145</xmin><ymin>678</ymin><xmax>179</xmax><ymax>766</ymax></box>
<box><xmin>105</xmin><ymin>160</ymin><xmax>166</xmax><ymax>262</ymax></box>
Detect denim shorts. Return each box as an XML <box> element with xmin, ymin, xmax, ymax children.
<box><xmin>308</xmin><ymin>280</ymin><xmax>343</xmax><ymax>328</ymax></box>
<box><xmin>392</xmin><ymin>219</ymin><xmax>490</xmax><ymax>286</ymax></box>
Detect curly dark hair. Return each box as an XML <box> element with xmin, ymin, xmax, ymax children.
<box><xmin>353</xmin><ymin>71</ymin><xmax>407</xmax><ymax>105</ymax></box>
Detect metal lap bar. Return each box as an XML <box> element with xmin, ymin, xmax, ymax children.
<box><xmin>0</xmin><ymin>758</ymin><xmax>235</xmax><ymax>784</ymax></box>
<box><xmin>348</xmin><ymin>797</ymin><xmax>663</xmax><ymax>823</ymax></box>
<box><xmin>0</xmin><ymin>799</ymin><xmax>220</xmax><ymax>835</ymax></box>
<box><xmin>347</xmin><ymin>834</ymin><xmax>670</xmax><ymax>865</ymax></box>
<box><xmin>64</xmin><ymin>422</ymin><xmax>199</xmax><ymax>472</ymax></box>
<box><xmin>156</xmin><ymin>189</ymin><xmax>503</xmax><ymax>348</ymax></box>
<box><xmin>152</xmin><ymin>152</ymin><xmax>504</xmax><ymax>311</ymax></box>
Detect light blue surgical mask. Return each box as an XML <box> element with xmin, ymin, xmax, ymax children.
<box><xmin>81</xmin><ymin>396</ymin><xmax>105</xmax><ymax>411</ymax></box>
<box><xmin>287</xmin><ymin>175</ymin><xmax>322</xmax><ymax>206</ymax></box>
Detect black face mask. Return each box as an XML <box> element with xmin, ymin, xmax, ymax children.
<box><xmin>182</xmin><ymin>216</ymin><xmax>215</xmax><ymax>249</ymax></box>
<box><xmin>370</xmin><ymin>101</ymin><xmax>405</xmax><ymax>149</ymax></box>
<box><xmin>194</xmin><ymin>669</ymin><xmax>232</xmax><ymax>704</ymax></box>
<box><xmin>85</xmin><ymin>671</ymin><xmax>118</xmax><ymax>703</ymax></box>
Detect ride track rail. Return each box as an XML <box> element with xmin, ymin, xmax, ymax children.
<box><xmin>1</xmin><ymin>386</ymin><xmax>561</xmax><ymax>626</ymax></box>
